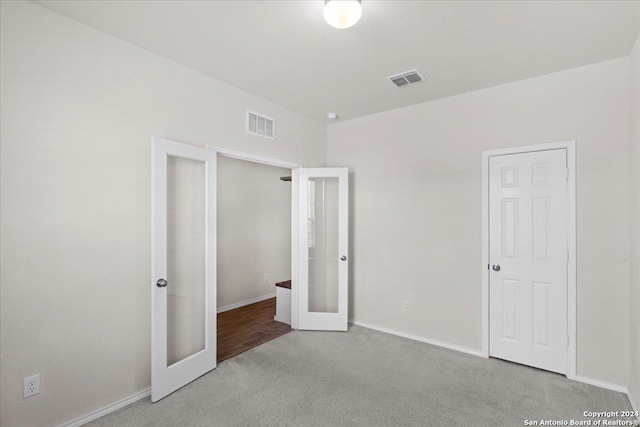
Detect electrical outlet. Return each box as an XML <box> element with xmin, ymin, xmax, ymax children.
<box><xmin>24</xmin><ymin>374</ymin><xmax>40</xmax><ymax>398</ymax></box>
<box><xmin>402</xmin><ymin>300</ymin><xmax>410</xmax><ymax>311</ymax></box>
<box><xmin>263</xmin><ymin>273</ymin><xmax>269</xmax><ymax>283</ymax></box>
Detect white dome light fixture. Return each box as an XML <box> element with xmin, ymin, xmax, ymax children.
<box><xmin>324</xmin><ymin>0</ymin><xmax>362</xmax><ymax>29</ymax></box>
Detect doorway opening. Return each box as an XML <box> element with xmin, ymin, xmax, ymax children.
<box><xmin>481</xmin><ymin>140</ymin><xmax>576</xmax><ymax>379</ymax></box>
<box><xmin>152</xmin><ymin>137</ymin><xmax>349</xmax><ymax>400</ymax></box>
<box><xmin>216</xmin><ymin>154</ymin><xmax>296</xmax><ymax>361</ymax></box>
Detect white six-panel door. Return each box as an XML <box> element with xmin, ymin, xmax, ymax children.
<box><xmin>294</xmin><ymin>168</ymin><xmax>349</xmax><ymax>331</ymax></box>
<box><xmin>151</xmin><ymin>137</ymin><xmax>217</xmax><ymax>402</ymax></box>
<box><xmin>489</xmin><ymin>149</ymin><xmax>568</xmax><ymax>374</ymax></box>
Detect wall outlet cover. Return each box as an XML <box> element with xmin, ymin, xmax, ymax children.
<box><xmin>24</xmin><ymin>374</ymin><xmax>40</xmax><ymax>398</ymax></box>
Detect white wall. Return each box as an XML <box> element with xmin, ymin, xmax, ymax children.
<box><xmin>328</xmin><ymin>58</ymin><xmax>631</xmax><ymax>386</ymax></box>
<box><xmin>0</xmin><ymin>2</ymin><xmax>326</xmax><ymax>426</ymax></box>
<box><xmin>217</xmin><ymin>156</ymin><xmax>291</xmax><ymax>309</ymax></box>
<box><xmin>629</xmin><ymin>27</ymin><xmax>640</xmax><ymax>409</ymax></box>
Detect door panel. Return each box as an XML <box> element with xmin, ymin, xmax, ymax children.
<box><xmin>501</xmin><ymin>278</ymin><xmax>518</xmax><ymax>341</ymax></box>
<box><xmin>295</xmin><ymin>168</ymin><xmax>348</xmax><ymax>331</ymax></box>
<box><xmin>166</xmin><ymin>155</ymin><xmax>206</xmax><ymax>366</ymax></box>
<box><xmin>152</xmin><ymin>138</ymin><xmax>217</xmax><ymax>402</ymax></box>
<box><xmin>489</xmin><ymin>149</ymin><xmax>567</xmax><ymax>374</ymax></box>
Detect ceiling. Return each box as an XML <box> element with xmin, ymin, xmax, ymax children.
<box><xmin>34</xmin><ymin>1</ymin><xmax>640</xmax><ymax>122</ymax></box>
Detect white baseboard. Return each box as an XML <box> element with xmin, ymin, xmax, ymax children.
<box><xmin>274</xmin><ymin>315</ymin><xmax>291</xmax><ymax>325</ymax></box>
<box><xmin>629</xmin><ymin>389</ymin><xmax>639</xmax><ymax>412</ymax></box>
<box><xmin>574</xmin><ymin>375</ymin><xmax>639</xmax><ymax>420</ymax></box>
<box><xmin>349</xmin><ymin>319</ymin><xmax>483</xmax><ymax>357</ymax></box>
<box><xmin>59</xmin><ymin>388</ymin><xmax>150</xmax><ymax>427</ymax></box>
<box><xmin>625</xmin><ymin>388</ymin><xmax>639</xmax><ymax>422</ymax></box>
<box><xmin>574</xmin><ymin>375</ymin><xmax>628</xmax><ymax>394</ymax></box>
<box><xmin>217</xmin><ymin>293</ymin><xmax>276</xmax><ymax>314</ymax></box>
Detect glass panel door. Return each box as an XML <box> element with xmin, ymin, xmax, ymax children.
<box><xmin>295</xmin><ymin>168</ymin><xmax>348</xmax><ymax>331</ymax></box>
<box><xmin>152</xmin><ymin>138</ymin><xmax>217</xmax><ymax>402</ymax></box>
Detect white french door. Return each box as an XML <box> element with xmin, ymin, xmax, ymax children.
<box><xmin>294</xmin><ymin>168</ymin><xmax>349</xmax><ymax>331</ymax></box>
<box><xmin>489</xmin><ymin>149</ymin><xmax>568</xmax><ymax>374</ymax></box>
<box><xmin>151</xmin><ymin>137</ymin><xmax>217</xmax><ymax>402</ymax></box>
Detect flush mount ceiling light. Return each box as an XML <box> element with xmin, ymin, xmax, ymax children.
<box><xmin>324</xmin><ymin>0</ymin><xmax>362</xmax><ymax>29</ymax></box>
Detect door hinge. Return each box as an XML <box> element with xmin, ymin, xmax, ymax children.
<box><xmin>565</xmin><ymin>167</ymin><xmax>569</xmax><ymax>180</ymax></box>
<box><xmin>567</xmin><ymin>252</ymin><xmax>570</xmax><ymax>263</ymax></box>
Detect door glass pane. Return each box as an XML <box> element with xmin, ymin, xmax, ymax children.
<box><xmin>166</xmin><ymin>155</ymin><xmax>206</xmax><ymax>366</ymax></box>
<box><xmin>307</xmin><ymin>177</ymin><xmax>339</xmax><ymax>313</ymax></box>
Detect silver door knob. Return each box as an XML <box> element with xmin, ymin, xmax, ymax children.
<box><xmin>341</xmin><ymin>255</ymin><xmax>347</xmax><ymax>261</ymax></box>
<box><xmin>492</xmin><ymin>264</ymin><xmax>501</xmax><ymax>272</ymax></box>
<box><xmin>156</xmin><ymin>278</ymin><xmax>168</xmax><ymax>288</ymax></box>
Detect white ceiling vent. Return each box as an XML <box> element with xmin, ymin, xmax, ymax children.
<box><xmin>247</xmin><ymin>110</ymin><xmax>275</xmax><ymax>140</ymax></box>
<box><xmin>387</xmin><ymin>69</ymin><xmax>425</xmax><ymax>88</ymax></box>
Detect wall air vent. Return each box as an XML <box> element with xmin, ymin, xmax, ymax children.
<box><xmin>387</xmin><ymin>69</ymin><xmax>426</xmax><ymax>88</ymax></box>
<box><xmin>246</xmin><ymin>110</ymin><xmax>275</xmax><ymax>140</ymax></box>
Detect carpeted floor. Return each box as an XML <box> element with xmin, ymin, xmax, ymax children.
<box><xmin>88</xmin><ymin>325</ymin><xmax>633</xmax><ymax>427</ymax></box>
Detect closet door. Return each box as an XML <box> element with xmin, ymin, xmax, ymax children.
<box><xmin>488</xmin><ymin>149</ymin><xmax>568</xmax><ymax>374</ymax></box>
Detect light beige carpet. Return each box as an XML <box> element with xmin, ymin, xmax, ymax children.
<box><xmin>88</xmin><ymin>325</ymin><xmax>633</xmax><ymax>427</ymax></box>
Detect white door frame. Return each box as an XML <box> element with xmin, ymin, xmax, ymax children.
<box><xmin>481</xmin><ymin>140</ymin><xmax>576</xmax><ymax>380</ymax></box>
<box><xmin>208</xmin><ymin>145</ymin><xmax>303</xmax><ymax>330</ymax></box>
<box><xmin>208</xmin><ymin>145</ymin><xmax>303</xmax><ymax>170</ymax></box>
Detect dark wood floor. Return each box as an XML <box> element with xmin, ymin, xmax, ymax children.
<box><xmin>217</xmin><ymin>297</ymin><xmax>291</xmax><ymax>362</ymax></box>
